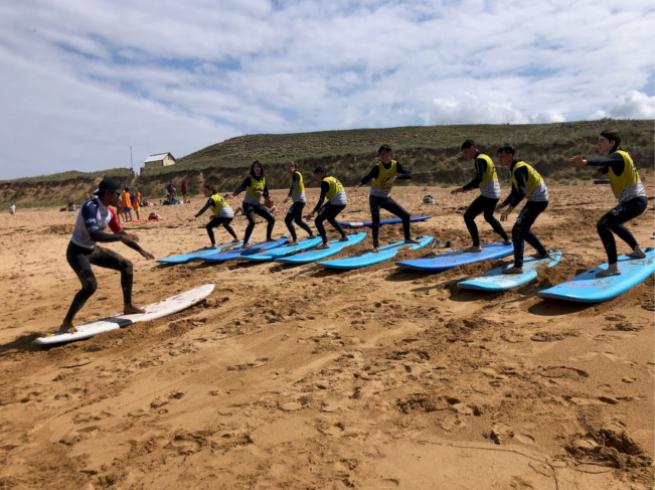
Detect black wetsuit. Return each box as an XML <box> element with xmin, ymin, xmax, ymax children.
<box><xmin>360</xmin><ymin>162</ymin><xmax>412</xmax><ymax>247</ymax></box>
<box><xmin>500</xmin><ymin>163</ymin><xmax>548</xmax><ymax>268</ymax></box>
<box><xmin>196</xmin><ymin>198</ymin><xmax>238</xmax><ymax>245</ymax></box>
<box><xmin>284</xmin><ymin>173</ymin><xmax>313</xmax><ymax>241</ymax></box>
<box><xmin>461</xmin><ymin>156</ymin><xmax>508</xmax><ymax>247</ymax></box>
<box><xmin>234</xmin><ymin>176</ymin><xmax>275</xmax><ymax>244</ymax></box>
<box><xmin>586</xmin><ymin>154</ymin><xmax>647</xmax><ymax>264</ymax></box>
<box><xmin>312</xmin><ymin>180</ymin><xmax>347</xmax><ymax>244</ymax></box>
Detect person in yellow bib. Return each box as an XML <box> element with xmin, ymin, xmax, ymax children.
<box><xmin>496</xmin><ymin>143</ymin><xmax>550</xmax><ymax>274</ymax></box>
<box><xmin>283</xmin><ymin>162</ymin><xmax>314</xmax><ymax>244</ymax></box>
<box><xmin>231</xmin><ymin>160</ymin><xmax>276</xmax><ymax>247</ymax></box>
<box><xmin>192</xmin><ymin>182</ymin><xmax>238</xmax><ymax>247</ymax></box>
<box><xmin>568</xmin><ymin>129</ymin><xmax>647</xmax><ymax>277</ymax></box>
<box><xmin>307</xmin><ymin>167</ymin><xmax>348</xmax><ymax>249</ymax></box>
<box><xmin>452</xmin><ymin>139</ymin><xmax>510</xmax><ymax>252</ymax></box>
<box><xmin>358</xmin><ymin>144</ymin><xmax>416</xmax><ymax>251</ymax></box>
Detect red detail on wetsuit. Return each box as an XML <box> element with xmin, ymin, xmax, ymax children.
<box><xmin>108</xmin><ymin>206</ymin><xmax>123</xmax><ymax>233</ymax></box>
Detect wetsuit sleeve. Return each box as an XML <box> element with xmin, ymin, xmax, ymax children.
<box><xmin>263</xmin><ymin>182</ymin><xmax>270</xmax><ymax>199</ymax></box>
<box><xmin>108</xmin><ymin>207</ymin><xmax>123</xmax><ymax>233</ymax></box>
<box><xmin>288</xmin><ymin>173</ymin><xmax>299</xmax><ymax>198</ymax></box>
<box><xmin>360</xmin><ymin>166</ymin><xmax>379</xmax><ymax>185</ymax></box>
<box><xmin>396</xmin><ymin>162</ymin><xmax>412</xmax><ymax>181</ymax></box>
<box><xmin>505</xmin><ymin>167</ymin><xmax>528</xmax><ymax>207</ymax></box>
<box><xmin>195</xmin><ymin>198</ymin><xmax>214</xmax><ymax>218</ymax></box>
<box><xmin>82</xmin><ymin>201</ymin><xmax>121</xmax><ymax>243</ymax></box>
<box><xmin>585</xmin><ymin>153</ymin><xmax>625</xmax><ymax>175</ymax></box>
<box><xmin>462</xmin><ymin>158</ymin><xmax>486</xmax><ymax>190</ymax></box>
<box><xmin>233</xmin><ymin>176</ymin><xmax>251</xmax><ymax>196</ymax></box>
<box><xmin>312</xmin><ymin>181</ymin><xmax>329</xmax><ymax>214</ymax></box>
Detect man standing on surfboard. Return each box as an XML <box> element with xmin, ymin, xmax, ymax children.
<box><xmin>568</xmin><ymin>129</ymin><xmax>647</xmax><ymax>277</ymax></box>
<box><xmin>306</xmin><ymin>167</ymin><xmax>348</xmax><ymax>249</ymax></box>
<box><xmin>58</xmin><ymin>178</ymin><xmax>154</xmax><ymax>333</ymax></box>
<box><xmin>358</xmin><ymin>144</ymin><xmax>418</xmax><ymax>252</ymax></box>
<box><xmin>496</xmin><ymin>144</ymin><xmax>550</xmax><ymax>275</ymax></box>
<box><xmin>452</xmin><ymin>139</ymin><xmax>510</xmax><ymax>252</ymax></box>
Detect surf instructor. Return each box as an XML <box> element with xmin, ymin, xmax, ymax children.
<box><xmin>59</xmin><ymin>178</ymin><xmax>153</xmax><ymax>334</ymax></box>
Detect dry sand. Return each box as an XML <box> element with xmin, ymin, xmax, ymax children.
<box><xmin>0</xmin><ymin>181</ymin><xmax>653</xmax><ymax>489</ymax></box>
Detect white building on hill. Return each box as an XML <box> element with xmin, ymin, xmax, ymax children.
<box><xmin>143</xmin><ymin>152</ymin><xmax>176</xmax><ymax>170</ymax></box>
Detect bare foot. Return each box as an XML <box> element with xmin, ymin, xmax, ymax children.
<box><xmin>465</xmin><ymin>246</ymin><xmax>482</xmax><ymax>253</ymax></box>
<box><xmin>371</xmin><ymin>247</ymin><xmax>379</xmax><ymax>253</ymax></box>
<box><xmin>56</xmin><ymin>321</ymin><xmax>75</xmax><ymax>334</ymax></box>
<box><xmin>288</xmin><ymin>240</ymin><xmax>298</xmax><ymax>246</ymax></box>
<box><xmin>502</xmin><ymin>266</ymin><xmax>523</xmax><ymax>275</ymax></box>
<box><xmin>596</xmin><ymin>268</ymin><xmax>620</xmax><ymax>278</ymax></box>
<box><xmin>627</xmin><ymin>247</ymin><xmax>646</xmax><ymax>259</ymax></box>
<box><xmin>316</xmin><ymin>243</ymin><xmax>329</xmax><ymax>249</ymax></box>
<box><xmin>405</xmin><ymin>238</ymin><xmax>419</xmax><ymax>245</ymax></box>
<box><xmin>339</xmin><ymin>236</ymin><xmax>349</xmax><ymax>242</ymax></box>
<box><xmin>124</xmin><ymin>304</ymin><xmax>145</xmax><ymax>315</ymax></box>
<box><xmin>503</xmin><ymin>240</ymin><xmax>512</xmax><ymax>246</ymax></box>
<box><xmin>242</xmin><ymin>242</ymin><xmax>252</xmax><ymax>249</ymax></box>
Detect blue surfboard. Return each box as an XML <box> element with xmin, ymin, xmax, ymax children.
<box><xmin>458</xmin><ymin>251</ymin><xmax>562</xmax><ymax>291</ymax></box>
<box><xmin>320</xmin><ymin>236</ymin><xmax>434</xmax><ymax>270</ymax></box>
<box><xmin>339</xmin><ymin>215</ymin><xmax>431</xmax><ymax>229</ymax></box>
<box><xmin>203</xmin><ymin>237</ymin><xmax>289</xmax><ymax>262</ymax></box>
<box><xmin>538</xmin><ymin>248</ymin><xmax>655</xmax><ymax>303</ymax></box>
<box><xmin>397</xmin><ymin>242</ymin><xmax>513</xmax><ymax>271</ymax></box>
<box><xmin>245</xmin><ymin>236</ymin><xmax>323</xmax><ymax>261</ymax></box>
<box><xmin>276</xmin><ymin>232</ymin><xmax>367</xmax><ymax>264</ymax></box>
<box><xmin>157</xmin><ymin>241</ymin><xmax>242</xmax><ymax>264</ymax></box>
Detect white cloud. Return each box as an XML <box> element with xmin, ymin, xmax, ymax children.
<box><xmin>0</xmin><ymin>0</ymin><xmax>653</xmax><ymax>178</ymax></box>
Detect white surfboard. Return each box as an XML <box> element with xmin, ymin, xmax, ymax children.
<box><xmin>34</xmin><ymin>284</ymin><xmax>215</xmax><ymax>346</ymax></box>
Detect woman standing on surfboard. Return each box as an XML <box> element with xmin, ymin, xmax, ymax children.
<box><xmin>496</xmin><ymin>144</ymin><xmax>550</xmax><ymax>275</ymax></box>
<box><xmin>306</xmin><ymin>167</ymin><xmax>348</xmax><ymax>249</ymax></box>
<box><xmin>452</xmin><ymin>139</ymin><xmax>510</xmax><ymax>252</ymax></box>
<box><xmin>231</xmin><ymin>160</ymin><xmax>276</xmax><ymax>247</ymax></box>
<box><xmin>358</xmin><ymin>144</ymin><xmax>417</xmax><ymax>252</ymax></box>
<box><xmin>191</xmin><ymin>182</ymin><xmax>238</xmax><ymax>247</ymax></box>
<box><xmin>59</xmin><ymin>178</ymin><xmax>154</xmax><ymax>333</ymax></box>
<box><xmin>283</xmin><ymin>162</ymin><xmax>314</xmax><ymax>244</ymax></box>
<box><xmin>568</xmin><ymin>129</ymin><xmax>647</xmax><ymax>277</ymax></box>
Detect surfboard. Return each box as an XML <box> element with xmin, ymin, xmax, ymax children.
<box><xmin>245</xmin><ymin>236</ymin><xmax>323</xmax><ymax>261</ymax></box>
<box><xmin>338</xmin><ymin>215</ymin><xmax>431</xmax><ymax>228</ymax></box>
<box><xmin>34</xmin><ymin>283</ymin><xmax>215</xmax><ymax>346</ymax></box>
<box><xmin>396</xmin><ymin>242</ymin><xmax>513</xmax><ymax>271</ymax></box>
<box><xmin>538</xmin><ymin>248</ymin><xmax>655</xmax><ymax>303</ymax></box>
<box><xmin>203</xmin><ymin>237</ymin><xmax>289</xmax><ymax>262</ymax></box>
<box><xmin>320</xmin><ymin>236</ymin><xmax>434</xmax><ymax>270</ymax></box>
<box><xmin>157</xmin><ymin>241</ymin><xmax>242</xmax><ymax>264</ymax></box>
<box><xmin>458</xmin><ymin>251</ymin><xmax>562</xmax><ymax>291</ymax></box>
<box><xmin>276</xmin><ymin>232</ymin><xmax>367</xmax><ymax>264</ymax></box>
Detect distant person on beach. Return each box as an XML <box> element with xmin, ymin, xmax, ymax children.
<box><xmin>9</xmin><ymin>203</ymin><xmax>16</xmax><ymax>215</ymax></box>
<box><xmin>451</xmin><ymin>139</ymin><xmax>510</xmax><ymax>251</ymax></box>
<box><xmin>58</xmin><ymin>178</ymin><xmax>154</xmax><ymax>334</ymax></box>
<box><xmin>191</xmin><ymin>182</ymin><xmax>238</xmax><ymax>247</ymax></box>
<box><xmin>120</xmin><ymin>187</ymin><xmax>133</xmax><ymax>222</ymax></box>
<box><xmin>231</xmin><ymin>160</ymin><xmax>275</xmax><ymax>247</ymax></box>
<box><xmin>358</xmin><ymin>144</ymin><xmax>417</xmax><ymax>251</ymax></box>
<box><xmin>307</xmin><ymin>167</ymin><xmax>348</xmax><ymax>249</ymax></box>
<box><xmin>496</xmin><ymin>143</ymin><xmax>550</xmax><ymax>274</ymax></box>
<box><xmin>132</xmin><ymin>190</ymin><xmax>142</xmax><ymax>221</ymax></box>
<box><xmin>180</xmin><ymin>178</ymin><xmax>188</xmax><ymax>202</ymax></box>
<box><xmin>166</xmin><ymin>180</ymin><xmax>176</xmax><ymax>203</ymax></box>
<box><xmin>283</xmin><ymin>162</ymin><xmax>314</xmax><ymax>244</ymax></box>
<box><xmin>568</xmin><ymin>129</ymin><xmax>647</xmax><ymax>277</ymax></box>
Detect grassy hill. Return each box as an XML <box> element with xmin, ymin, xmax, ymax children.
<box><xmin>1</xmin><ymin>119</ymin><xmax>653</xmax><ymax>207</ymax></box>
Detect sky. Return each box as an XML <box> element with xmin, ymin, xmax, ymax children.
<box><xmin>0</xmin><ymin>0</ymin><xmax>653</xmax><ymax>179</ymax></box>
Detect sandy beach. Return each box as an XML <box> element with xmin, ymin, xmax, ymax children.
<box><xmin>0</xmin><ymin>180</ymin><xmax>653</xmax><ymax>489</ymax></box>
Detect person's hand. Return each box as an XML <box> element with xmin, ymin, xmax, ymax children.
<box><xmin>500</xmin><ymin>207</ymin><xmax>513</xmax><ymax>222</ymax></box>
<box><xmin>121</xmin><ymin>233</ymin><xmax>139</xmax><ymax>243</ymax></box>
<box><xmin>256</xmin><ymin>191</ymin><xmax>263</xmax><ymax>198</ymax></box>
<box><xmin>568</xmin><ymin>155</ymin><xmax>587</xmax><ymax>165</ymax></box>
<box><xmin>451</xmin><ymin>187</ymin><xmax>464</xmax><ymax>195</ymax></box>
<box><xmin>140</xmin><ymin>249</ymin><xmax>155</xmax><ymax>260</ymax></box>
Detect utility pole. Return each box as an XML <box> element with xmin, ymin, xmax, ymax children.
<box><xmin>130</xmin><ymin>145</ymin><xmax>134</xmax><ymax>173</ymax></box>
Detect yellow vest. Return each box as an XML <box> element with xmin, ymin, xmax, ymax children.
<box><xmin>292</xmin><ymin>171</ymin><xmax>305</xmax><ymax>196</ymax></box>
<box><xmin>323</xmin><ymin>176</ymin><xmax>344</xmax><ymax>200</ymax></box>
<box><xmin>609</xmin><ymin>150</ymin><xmax>641</xmax><ymax>199</ymax></box>
<box><xmin>477</xmin><ymin>153</ymin><xmax>499</xmax><ymax>189</ymax></box>
<box><xmin>210</xmin><ymin>193</ymin><xmax>228</xmax><ymax>215</ymax></box>
<box><xmin>510</xmin><ymin>161</ymin><xmax>543</xmax><ymax>197</ymax></box>
<box><xmin>246</xmin><ymin>175</ymin><xmax>266</xmax><ymax>200</ymax></box>
<box><xmin>371</xmin><ymin>160</ymin><xmax>398</xmax><ymax>192</ymax></box>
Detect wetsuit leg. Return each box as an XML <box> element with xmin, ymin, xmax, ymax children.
<box><xmin>206</xmin><ymin>217</ymin><xmax>221</xmax><ymax>245</ymax></box>
<box><xmin>243</xmin><ymin>204</ymin><xmax>257</xmax><ymax>244</ymax></box>
<box><xmin>369</xmin><ymin>196</ymin><xmax>382</xmax><ymax>247</ymax></box>
<box><xmin>597</xmin><ymin>196</ymin><xmax>647</xmax><ymax>264</ymax></box>
<box><xmin>464</xmin><ymin>195</ymin><xmax>485</xmax><ymax>247</ymax></box>
<box><xmin>221</xmin><ymin>217</ymin><xmax>238</xmax><ymax>241</ymax></box>
<box><xmin>512</xmin><ymin>201</ymin><xmax>548</xmax><ymax>268</ymax></box>
<box><xmin>315</xmin><ymin>204</ymin><xmax>346</xmax><ymax>244</ymax></box>
<box><xmin>89</xmin><ymin>245</ymin><xmax>134</xmax><ymax>305</ymax></box>
<box><xmin>248</xmin><ymin>203</ymin><xmax>275</xmax><ymax>241</ymax></box>
<box><xmin>62</xmin><ymin>242</ymin><xmax>98</xmax><ymax>326</ymax></box>
<box><xmin>379</xmin><ymin>196</ymin><xmax>411</xmax><ymax>241</ymax></box>
<box><xmin>292</xmin><ymin>202</ymin><xmax>313</xmax><ymax>237</ymax></box>
<box><xmin>481</xmin><ymin>197</ymin><xmax>508</xmax><ymax>242</ymax></box>
<box><xmin>284</xmin><ymin>207</ymin><xmax>297</xmax><ymax>242</ymax></box>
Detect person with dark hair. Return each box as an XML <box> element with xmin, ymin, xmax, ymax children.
<box><xmin>452</xmin><ymin>139</ymin><xmax>509</xmax><ymax>251</ymax></box>
<box><xmin>180</xmin><ymin>178</ymin><xmax>188</xmax><ymax>202</ymax></box>
<box><xmin>496</xmin><ymin>144</ymin><xmax>550</xmax><ymax>274</ymax></box>
<box><xmin>307</xmin><ymin>167</ymin><xmax>348</xmax><ymax>249</ymax></box>
<box><xmin>231</xmin><ymin>160</ymin><xmax>275</xmax><ymax>246</ymax></box>
<box><xmin>568</xmin><ymin>129</ymin><xmax>647</xmax><ymax>277</ymax></box>
<box><xmin>358</xmin><ymin>144</ymin><xmax>416</xmax><ymax>251</ymax></box>
<box><xmin>120</xmin><ymin>187</ymin><xmax>133</xmax><ymax>222</ymax></box>
<box><xmin>283</xmin><ymin>162</ymin><xmax>314</xmax><ymax>244</ymax></box>
<box><xmin>59</xmin><ymin>178</ymin><xmax>154</xmax><ymax>333</ymax></box>
<box><xmin>191</xmin><ymin>182</ymin><xmax>238</xmax><ymax>247</ymax></box>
